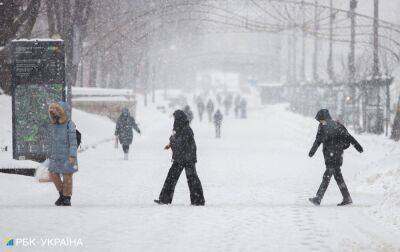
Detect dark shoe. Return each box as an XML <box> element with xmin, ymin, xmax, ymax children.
<box><xmin>337</xmin><ymin>198</ymin><xmax>352</xmax><ymax>206</ymax></box>
<box><xmin>191</xmin><ymin>202</ymin><xmax>205</xmax><ymax>206</ymax></box>
<box><xmin>154</xmin><ymin>199</ymin><xmax>169</xmax><ymax>205</ymax></box>
<box><xmin>55</xmin><ymin>191</ymin><xmax>64</xmax><ymax>206</ymax></box>
<box><xmin>309</xmin><ymin>197</ymin><xmax>321</xmax><ymax>206</ymax></box>
<box><xmin>61</xmin><ymin>196</ymin><xmax>71</xmax><ymax>206</ymax></box>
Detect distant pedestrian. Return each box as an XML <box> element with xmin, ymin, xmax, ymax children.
<box><xmin>234</xmin><ymin>95</ymin><xmax>241</xmax><ymax>118</ymax></box>
<box><xmin>183</xmin><ymin>105</ymin><xmax>194</xmax><ymax>123</ymax></box>
<box><xmin>308</xmin><ymin>109</ymin><xmax>363</xmax><ymax>206</ymax></box>
<box><xmin>115</xmin><ymin>108</ymin><xmax>141</xmax><ymax>160</ymax></box>
<box><xmin>47</xmin><ymin>102</ymin><xmax>78</xmax><ymax>206</ymax></box>
<box><xmin>240</xmin><ymin>98</ymin><xmax>247</xmax><ymax>119</ymax></box>
<box><xmin>197</xmin><ymin>99</ymin><xmax>205</xmax><ymax>122</ymax></box>
<box><xmin>206</xmin><ymin>99</ymin><xmax>215</xmax><ymax>122</ymax></box>
<box><xmin>154</xmin><ymin>110</ymin><xmax>205</xmax><ymax>206</ymax></box>
<box><xmin>223</xmin><ymin>94</ymin><xmax>233</xmax><ymax>116</ymax></box>
<box><xmin>213</xmin><ymin>109</ymin><xmax>223</xmax><ymax>138</ymax></box>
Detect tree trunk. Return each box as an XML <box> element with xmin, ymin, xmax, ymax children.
<box><xmin>88</xmin><ymin>50</ymin><xmax>98</xmax><ymax>87</ymax></box>
<box><xmin>391</xmin><ymin>98</ymin><xmax>400</xmax><ymax>141</ymax></box>
<box><xmin>99</xmin><ymin>53</ymin><xmax>108</xmax><ymax>88</ymax></box>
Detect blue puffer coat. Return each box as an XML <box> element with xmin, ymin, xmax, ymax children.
<box><xmin>47</xmin><ymin>102</ymin><xmax>78</xmax><ymax>174</ymax></box>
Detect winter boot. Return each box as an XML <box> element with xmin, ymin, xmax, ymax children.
<box><xmin>191</xmin><ymin>202</ymin><xmax>205</xmax><ymax>206</ymax></box>
<box><xmin>55</xmin><ymin>191</ymin><xmax>64</xmax><ymax>206</ymax></box>
<box><xmin>337</xmin><ymin>197</ymin><xmax>352</xmax><ymax>206</ymax></box>
<box><xmin>309</xmin><ymin>197</ymin><xmax>321</xmax><ymax>206</ymax></box>
<box><xmin>61</xmin><ymin>196</ymin><xmax>71</xmax><ymax>206</ymax></box>
<box><xmin>154</xmin><ymin>199</ymin><xmax>169</xmax><ymax>205</ymax></box>
<box><xmin>124</xmin><ymin>153</ymin><xmax>128</xmax><ymax>160</ymax></box>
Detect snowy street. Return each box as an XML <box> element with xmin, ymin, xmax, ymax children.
<box><xmin>3</xmin><ymin>1</ymin><xmax>400</xmax><ymax>251</ymax></box>
<box><xmin>1</xmin><ymin>95</ymin><xmax>400</xmax><ymax>251</ymax></box>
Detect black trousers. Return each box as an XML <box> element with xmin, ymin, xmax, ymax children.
<box><xmin>316</xmin><ymin>166</ymin><xmax>351</xmax><ymax>200</ymax></box>
<box><xmin>122</xmin><ymin>144</ymin><xmax>130</xmax><ymax>154</ymax></box>
<box><xmin>159</xmin><ymin>162</ymin><xmax>205</xmax><ymax>205</ymax></box>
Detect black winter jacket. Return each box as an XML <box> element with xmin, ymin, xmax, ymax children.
<box><xmin>170</xmin><ymin>110</ymin><xmax>197</xmax><ymax>164</ymax></box>
<box><xmin>309</xmin><ymin>109</ymin><xmax>363</xmax><ymax>167</ymax></box>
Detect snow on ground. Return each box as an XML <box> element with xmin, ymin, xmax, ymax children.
<box><xmin>0</xmin><ymin>91</ymin><xmax>400</xmax><ymax>251</ymax></box>
<box><xmin>355</xmin><ymin>136</ymin><xmax>400</xmax><ymax>231</ymax></box>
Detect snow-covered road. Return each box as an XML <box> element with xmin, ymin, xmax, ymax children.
<box><xmin>1</xmin><ymin>95</ymin><xmax>400</xmax><ymax>251</ymax></box>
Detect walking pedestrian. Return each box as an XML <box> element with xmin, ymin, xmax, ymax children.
<box><xmin>308</xmin><ymin>109</ymin><xmax>363</xmax><ymax>206</ymax></box>
<box><xmin>213</xmin><ymin>109</ymin><xmax>223</xmax><ymax>138</ymax></box>
<box><xmin>154</xmin><ymin>110</ymin><xmax>205</xmax><ymax>206</ymax></box>
<box><xmin>115</xmin><ymin>108</ymin><xmax>141</xmax><ymax>160</ymax></box>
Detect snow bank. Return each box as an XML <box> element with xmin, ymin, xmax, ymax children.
<box><xmin>73</xmin><ymin>87</ymin><xmax>135</xmax><ymax>96</ymax></box>
<box><xmin>355</xmin><ymin>137</ymin><xmax>400</xmax><ymax>230</ymax></box>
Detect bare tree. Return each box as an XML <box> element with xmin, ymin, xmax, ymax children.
<box><xmin>0</xmin><ymin>0</ymin><xmax>41</xmax><ymax>94</ymax></box>
<box><xmin>45</xmin><ymin>0</ymin><xmax>92</xmax><ymax>106</ymax></box>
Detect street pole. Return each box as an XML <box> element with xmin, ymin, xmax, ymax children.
<box><xmin>292</xmin><ymin>27</ymin><xmax>297</xmax><ymax>83</ymax></box>
<box><xmin>312</xmin><ymin>0</ymin><xmax>319</xmax><ymax>82</ymax></box>
<box><xmin>349</xmin><ymin>0</ymin><xmax>359</xmax><ymax>131</ymax></box>
<box><xmin>349</xmin><ymin>0</ymin><xmax>356</xmax><ymax>81</ymax></box>
<box><xmin>301</xmin><ymin>0</ymin><xmax>306</xmax><ymax>82</ymax></box>
<box><xmin>327</xmin><ymin>0</ymin><xmax>335</xmax><ymax>82</ymax></box>
<box><xmin>287</xmin><ymin>34</ymin><xmax>292</xmax><ymax>83</ymax></box>
<box><xmin>373</xmin><ymin>0</ymin><xmax>380</xmax><ymax>77</ymax></box>
<box><xmin>373</xmin><ymin>0</ymin><xmax>383</xmax><ymax>134</ymax></box>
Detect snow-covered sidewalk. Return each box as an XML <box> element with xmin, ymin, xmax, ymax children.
<box><xmin>0</xmin><ymin>94</ymin><xmax>399</xmax><ymax>251</ymax></box>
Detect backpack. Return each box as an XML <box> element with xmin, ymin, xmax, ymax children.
<box><xmin>76</xmin><ymin>129</ymin><xmax>82</xmax><ymax>147</ymax></box>
<box><xmin>336</xmin><ymin>122</ymin><xmax>351</xmax><ymax>150</ymax></box>
<box><xmin>68</xmin><ymin>121</ymin><xmax>82</xmax><ymax>147</ymax></box>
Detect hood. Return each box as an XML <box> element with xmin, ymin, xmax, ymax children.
<box><xmin>173</xmin><ymin>110</ymin><xmax>189</xmax><ymax>132</ymax></box>
<box><xmin>315</xmin><ymin>109</ymin><xmax>332</xmax><ymax>122</ymax></box>
<box><xmin>121</xmin><ymin>108</ymin><xmax>130</xmax><ymax>117</ymax></box>
<box><xmin>49</xmin><ymin>101</ymin><xmax>69</xmax><ymax>124</ymax></box>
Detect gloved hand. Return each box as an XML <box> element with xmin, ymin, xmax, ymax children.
<box><xmin>355</xmin><ymin>144</ymin><xmax>363</xmax><ymax>153</ymax></box>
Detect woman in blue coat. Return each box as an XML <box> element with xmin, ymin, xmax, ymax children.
<box><xmin>115</xmin><ymin>108</ymin><xmax>141</xmax><ymax>160</ymax></box>
<box><xmin>47</xmin><ymin>102</ymin><xmax>78</xmax><ymax>206</ymax></box>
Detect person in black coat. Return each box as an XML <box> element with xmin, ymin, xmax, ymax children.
<box><xmin>197</xmin><ymin>100</ymin><xmax>205</xmax><ymax>122</ymax></box>
<box><xmin>234</xmin><ymin>95</ymin><xmax>241</xmax><ymax>118</ymax></box>
<box><xmin>115</xmin><ymin>108</ymin><xmax>141</xmax><ymax>160</ymax></box>
<box><xmin>154</xmin><ymin>110</ymin><xmax>205</xmax><ymax>206</ymax></box>
<box><xmin>240</xmin><ymin>98</ymin><xmax>247</xmax><ymax>119</ymax></box>
<box><xmin>206</xmin><ymin>99</ymin><xmax>215</xmax><ymax>122</ymax></box>
<box><xmin>308</xmin><ymin>109</ymin><xmax>363</xmax><ymax>206</ymax></box>
<box><xmin>213</xmin><ymin>109</ymin><xmax>223</xmax><ymax>138</ymax></box>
